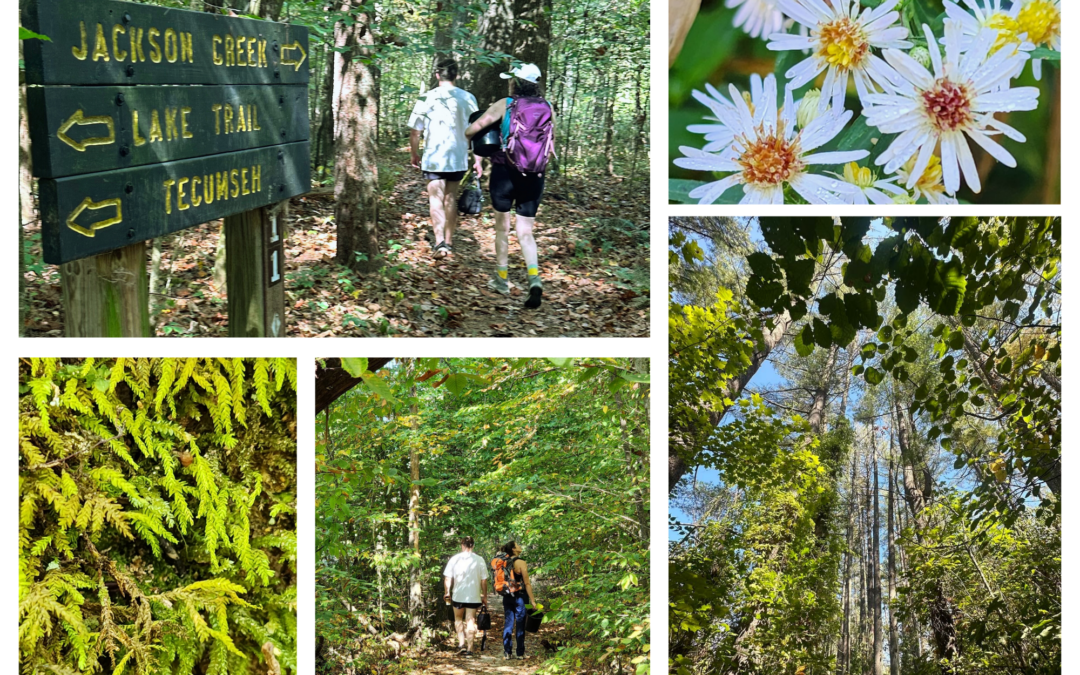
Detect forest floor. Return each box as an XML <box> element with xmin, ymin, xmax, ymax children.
<box><xmin>416</xmin><ymin>601</ymin><xmax>557</xmax><ymax>674</ymax></box>
<box><xmin>22</xmin><ymin>146</ymin><xmax>650</xmax><ymax>337</ymax></box>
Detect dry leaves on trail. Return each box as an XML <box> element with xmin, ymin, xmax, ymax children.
<box><xmin>21</xmin><ymin>149</ymin><xmax>649</xmax><ymax>337</ymax></box>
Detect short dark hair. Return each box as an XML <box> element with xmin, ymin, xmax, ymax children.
<box><xmin>501</xmin><ymin>540</ymin><xmax>517</xmax><ymax>556</ymax></box>
<box><xmin>435</xmin><ymin>58</ymin><xmax>458</xmax><ymax>82</ymax></box>
<box><xmin>461</xmin><ymin>536</ymin><xmax>474</xmax><ymax>548</ymax></box>
<box><xmin>511</xmin><ymin>77</ymin><xmax>541</xmax><ymax>98</ymax></box>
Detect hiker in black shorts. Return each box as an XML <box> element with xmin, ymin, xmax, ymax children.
<box><xmin>465</xmin><ymin>63</ymin><xmax>555</xmax><ymax>309</ymax></box>
<box><xmin>408</xmin><ymin>59</ymin><xmax>482</xmax><ymax>259</ymax></box>
<box><xmin>443</xmin><ymin>536</ymin><xmax>489</xmax><ymax>656</ymax></box>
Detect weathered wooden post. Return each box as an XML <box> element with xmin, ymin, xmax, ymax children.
<box><xmin>22</xmin><ymin>0</ymin><xmax>310</xmax><ymax>337</ymax></box>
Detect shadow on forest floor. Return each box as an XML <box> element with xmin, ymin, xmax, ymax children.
<box><xmin>413</xmin><ymin>601</ymin><xmax>556</xmax><ymax>674</ymax></box>
<box><xmin>21</xmin><ymin>147</ymin><xmax>649</xmax><ymax>337</ymax></box>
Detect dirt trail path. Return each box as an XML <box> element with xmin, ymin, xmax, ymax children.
<box><xmin>417</xmin><ymin>592</ymin><xmax>555</xmax><ymax>674</ymax></box>
<box><xmin>21</xmin><ymin>147</ymin><xmax>649</xmax><ymax>337</ymax></box>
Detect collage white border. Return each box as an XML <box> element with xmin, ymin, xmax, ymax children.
<box><xmin>1</xmin><ymin>0</ymin><xmax>1072</xmax><ymax>671</ymax></box>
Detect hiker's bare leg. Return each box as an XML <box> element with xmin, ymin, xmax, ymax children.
<box><xmin>454</xmin><ymin>606</ymin><xmax>466</xmax><ymax>649</ymax></box>
<box><xmin>494</xmin><ymin>211</ymin><xmax>512</xmax><ymax>269</ymax></box>
<box><xmin>464</xmin><ymin>607</ymin><xmax>479</xmax><ymax>652</ymax></box>
<box><xmin>428</xmin><ymin>179</ymin><xmax>447</xmax><ymax>247</ymax></box>
<box><xmin>514</xmin><ymin>215</ymin><xmax>539</xmax><ymax>272</ymax></box>
<box><xmin>443</xmin><ymin>181</ymin><xmax>460</xmax><ymax>246</ymax></box>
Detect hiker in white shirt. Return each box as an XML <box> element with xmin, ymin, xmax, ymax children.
<box><xmin>408</xmin><ymin>59</ymin><xmax>482</xmax><ymax>259</ymax></box>
<box><xmin>443</xmin><ymin>536</ymin><xmax>489</xmax><ymax>656</ymax></box>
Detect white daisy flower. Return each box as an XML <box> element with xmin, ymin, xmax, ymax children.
<box><xmin>1015</xmin><ymin>0</ymin><xmax>1061</xmax><ymax>79</ymax></box>
<box><xmin>674</xmin><ymin>74</ymin><xmax>869</xmax><ymax>204</ymax></box>
<box><xmin>830</xmin><ymin>162</ymin><xmax>907</xmax><ymax>204</ymax></box>
<box><xmin>686</xmin><ymin>74</ymin><xmax>771</xmax><ymax>153</ymax></box>
<box><xmin>896</xmin><ymin>154</ymin><xmax>959</xmax><ymax>205</ymax></box>
<box><xmin>863</xmin><ymin>20</ymin><xmax>1040</xmax><ymax>195</ymax></box>
<box><xmin>726</xmin><ymin>0</ymin><xmax>786</xmax><ymax>40</ymax></box>
<box><xmin>943</xmin><ymin>0</ymin><xmax>1033</xmax><ymax>82</ymax></box>
<box><xmin>767</xmin><ymin>0</ymin><xmax>912</xmax><ymax>113</ymax></box>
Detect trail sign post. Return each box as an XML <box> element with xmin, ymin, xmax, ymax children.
<box><xmin>22</xmin><ymin>0</ymin><xmax>311</xmax><ymax>337</ymax></box>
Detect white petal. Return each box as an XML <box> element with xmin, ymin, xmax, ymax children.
<box><xmin>972</xmin><ymin>88</ymin><xmax>1040</xmax><ymax>114</ymax></box>
<box><xmin>966</xmin><ymin>127</ymin><xmax>1017</xmax><ymax>168</ymax></box>
<box><xmin>787</xmin><ymin>56</ymin><xmax>828</xmax><ymax>90</ymax></box>
<box><xmin>940</xmin><ymin>133</ymin><xmax>960</xmax><ymax>195</ymax></box>
<box><xmin>768</xmin><ymin>33</ymin><xmax>815</xmax><ymax>51</ymax></box>
<box><xmin>802</xmin><ymin>149</ymin><xmax>871</xmax><ymax>165</ymax></box>
<box><xmin>923</xmin><ymin>24</ymin><xmax>944</xmax><ymax>79</ymax></box>
<box><xmin>790</xmin><ymin>172</ymin><xmax>846</xmax><ymax>204</ymax></box>
<box><xmin>952</xmin><ymin>132</ymin><xmax>980</xmax><ymax>194</ymax></box>
<box><xmin>883</xmin><ymin>48</ymin><xmax>934</xmax><ymax>90</ymax></box>
<box><xmin>905</xmin><ymin>140</ymin><xmax>936</xmax><ymax>191</ymax></box>
<box><xmin>689</xmin><ymin>174</ymin><xmax>743</xmax><ymax>204</ymax></box>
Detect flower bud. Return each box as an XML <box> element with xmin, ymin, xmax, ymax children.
<box><xmin>909</xmin><ymin>46</ymin><xmax>932</xmax><ymax>69</ymax></box>
<box><xmin>797</xmin><ymin>89</ymin><xmax>822</xmax><ymax>128</ymax></box>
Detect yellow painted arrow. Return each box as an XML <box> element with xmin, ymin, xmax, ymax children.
<box><xmin>57</xmin><ymin>110</ymin><xmax>116</xmax><ymax>152</ymax></box>
<box><xmin>281</xmin><ymin>41</ymin><xmax>307</xmax><ymax>71</ymax></box>
<box><xmin>66</xmin><ymin>197</ymin><xmax>123</xmax><ymax>238</ymax></box>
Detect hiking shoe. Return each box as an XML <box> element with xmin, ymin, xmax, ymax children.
<box><xmin>503</xmin><ymin>653</ymin><xmax>512</xmax><ymax>660</ymax></box>
<box><xmin>457</xmin><ymin>648</ymin><xmax>467</xmax><ymax>656</ymax></box>
<box><xmin>488</xmin><ymin>274</ymin><xmax>510</xmax><ymax>295</ymax></box>
<box><xmin>524</xmin><ymin>278</ymin><xmax>543</xmax><ymax>309</ymax></box>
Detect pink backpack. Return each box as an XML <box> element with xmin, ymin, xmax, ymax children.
<box><xmin>501</xmin><ymin>96</ymin><xmax>555</xmax><ymax>175</ymax></box>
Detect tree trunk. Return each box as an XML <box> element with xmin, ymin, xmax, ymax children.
<box><xmin>603</xmin><ymin>68</ymin><xmax>617</xmax><ymax>177</ymax></box>
<box><xmin>251</xmin><ymin>0</ymin><xmax>284</xmax><ymax>20</ymax></box>
<box><xmin>512</xmin><ymin>0</ymin><xmax>552</xmax><ymax>80</ymax></box>
<box><xmin>408</xmin><ymin>371</ymin><xmax>423</xmax><ymax>636</ymax></box>
<box><xmin>887</xmin><ymin>433</ymin><xmax>900</xmax><ymax>675</ymax></box>
<box><xmin>314</xmin><ymin>39</ymin><xmax>336</xmax><ymax>179</ymax></box>
<box><xmin>460</xmin><ymin>0</ymin><xmax>514</xmax><ymax>108</ymax></box>
<box><xmin>841</xmin><ymin>446</ymin><xmax>858</xmax><ymax>674</ymax></box>
<box><xmin>629</xmin><ymin>63</ymin><xmax>645</xmax><ymax>181</ymax></box>
<box><xmin>333</xmin><ymin>1</ymin><xmax>381</xmax><ymax>273</ymax></box>
<box><xmin>893</xmin><ymin>398</ymin><xmax>959</xmax><ymax>672</ymax></box>
<box><xmin>19</xmin><ymin>53</ymin><xmax>34</xmax><ymax>337</ymax></box>
<box><xmin>871</xmin><ymin>429</ymin><xmax>884</xmax><ymax>675</ymax></box>
<box><xmin>430</xmin><ymin>0</ymin><xmax>452</xmax><ymax>88</ymax></box>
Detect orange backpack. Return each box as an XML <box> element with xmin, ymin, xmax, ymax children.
<box><xmin>492</xmin><ymin>553</ymin><xmax>523</xmax><ymax>597</ymax></box>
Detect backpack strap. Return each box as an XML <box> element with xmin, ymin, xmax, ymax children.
<box><xmin>501</xmin><ymin>97</ymin><xmax>514</xmax><ymax>149</ymax></box>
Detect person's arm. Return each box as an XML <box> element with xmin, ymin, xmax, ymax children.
<box><xmin>444</xmin><ymin>575</ymin><xmax>453</xmax><ymax>601</ymax></box>
<box><xmin>465</xmin><ymin>99</ymin><xmax>506</xmax><ymax>140</ymax></box>
<box><xmin>519</xmin><ymin>560</ymin><xmax>535</xmax><ymax>606</ymax></box>
<box><xmin>410</xmin><ymin>128</ymin><xmax>422</xmax><ymax>169</ymax></box>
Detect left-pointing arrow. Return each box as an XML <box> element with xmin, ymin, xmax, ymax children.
<box><xmin>66</xmin><ymin>197</ymin><xmax>123</xmax><ymax>237</ymax></box>
<box><xmin>57</xmin><ymin>110</ymin><xmax>116</xmax><ymax>152</ymax></box>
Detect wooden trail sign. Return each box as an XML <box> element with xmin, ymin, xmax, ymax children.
<box><xmin>22</xmin><ymin>0</ymin><xmax>309</xmax><ymax>86</ymax></box>
<box><xmin>28</xmin><ymin>84</ymin><xmax>310</xmax><ymax>178</ymax></box>
<box><xmin>23</xmin><ymin>0</ymin><xmax>311</xmax><ymax>337</ymax></box>
<box><xmin>40</xmin><ymin>141</ymin><xmax>310</xmax><ymax>264</ymax></box>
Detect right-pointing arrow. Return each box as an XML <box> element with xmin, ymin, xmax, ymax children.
<box><xmin>57</xmin><ymin>110</ymin><xmax>116</xmax><ymax>152</ymax></box>
<box><xmin>66</xmin><ymin>197</ymin><xmax>123</xmax><ymax>237</ymax></box>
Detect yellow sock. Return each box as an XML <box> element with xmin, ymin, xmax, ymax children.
<box><xmin>497</xmin><ymin>268</ymin><xmax>508</xmax><ymax>280</ymax></box>
<box><xmin>527</xmin><ymin>266</ymin><xmax>538</xmax><ymax>277</ymax></box>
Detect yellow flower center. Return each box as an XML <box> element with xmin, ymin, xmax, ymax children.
<box><xmin>1017</xmin><ymin>0</ymin><xmax>1060</xmax><ymax>47</ymax></box>
<box><xmin>817</xmin><ymin>18</ymin><xmax>869</xmax><ymax>70</ymax></box>
<box><xmin>904</xmin><ymin>154</ymin><xmax>946</xmax><ymax>197</ymax></box>
<box><xmin>843</xmin><ymin>162</ymin><xmax>876</xmax><ymax>188</ymax></box>
<box><xmin>922</xmin><ymin>79</ymin><xmax>975</xmax><ymax>132</ymax></box>
<box><xmin>737</xmin><ymin>125</ymin><xmax>803</xmax><ymax>187</ymax></box>
<box><xmin>984</xmin><ymin>13</ymin><xmax>1022</xmax><ymax>53</ymax></box>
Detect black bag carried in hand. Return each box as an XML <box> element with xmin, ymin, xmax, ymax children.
<box><xmin>476</xmin><ymin>608</ymin><xmax>492</xmax><ymax>630</ymax></box>
<box><xmin>524</xmin><ymin>607</ymin><xmax>545</xmax><ymax>633</ymax></box>
<box><xmin>457</xmin><ymin>171</ymin><xmax>483</xmax><ymax>215</ymax></box>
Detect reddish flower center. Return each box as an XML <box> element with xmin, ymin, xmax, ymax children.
<box><xmin>737</xmin><ymin>126</ymin><xmax>803</xmax><ymax>186</ymax></box>
<box><xmin>922</xmin><ymin>79</ymin><xmax>974</xmax><ymax>132</ymax></box>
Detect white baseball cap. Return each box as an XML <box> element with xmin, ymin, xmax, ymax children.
<box><xmin>500</xmin><ymin>63</ymin><xmax>542</xmax><ymax>82</ymax></box>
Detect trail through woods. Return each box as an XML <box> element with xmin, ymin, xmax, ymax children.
<box><xmin>22</xmin><ymin>149</ymin><xmax>648</xmax><ymax>338</ymax></box>
<box><xmin>414</xmin><ymin>592</ymin><xmax>556</xmax><ymax>674</ymax></box>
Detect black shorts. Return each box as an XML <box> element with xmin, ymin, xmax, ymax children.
<box><xmin>452</xmin><ymin>601</ymin><xmax>483</xmax><ymax>610</ymax></box>
<box><xmin>490</xmin><ymin>163</ymin><xmax>545</xmax><ymax>217</ymax></box>
<box><xmin>424</xmin><ymin>170</ymin><xmax>466</xmax><ymax>182</ymax></box>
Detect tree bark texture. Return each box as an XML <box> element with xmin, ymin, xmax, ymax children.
<box><xmin>461</xmin><ymin>0</ymin><xmax>514</xmax><ymax>108</ymax></box>
<box><xmin>512</xmin><ymin>0</ymin><xmax>552</xmax><ymax>82</ymax></box>
<box><xmin>408</xmin><ymin>374</ymin><xmax>423</xmax><ymax>634</ymax></box>
<box><xmin>871</xmin><ymin>430</ymin><xmax>884</xmax><ymax>675</ymax></box>
<box><xmin>333</xmin><ymin>1</ymin><xmax>381</xmax><ymax>273</ymax></box>
<box><xmin>887</xmin><ymin>438</ymin><xmax>900</xmax><ymax>675</ymax></box>
<box><xmin>314</xmin><ymin>357</ymin><xmax>393</xmax><ymax>414</ymax></box>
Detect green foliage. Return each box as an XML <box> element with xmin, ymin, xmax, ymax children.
<box><xmin>316</xmin><ymin>358</ymin><xmax>649</xmax><ymax>674</ymax></box>
<box><xmin>20</xmin><ymin>358</ymin><xmax>297</xmax><ymax>675</ymax></box>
